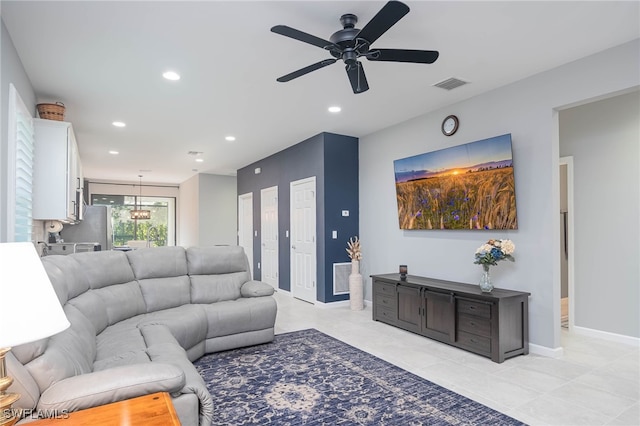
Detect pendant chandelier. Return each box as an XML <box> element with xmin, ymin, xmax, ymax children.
<box><xmin>130</xmin><ymin>175</ymin><xmax>151</xmax><ymax>220</ymax></box>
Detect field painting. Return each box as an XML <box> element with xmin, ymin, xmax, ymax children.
<box><xmin>394</xmin><ymin>134</ymin><xmax>518</xmax><ymax>230</ymax></box>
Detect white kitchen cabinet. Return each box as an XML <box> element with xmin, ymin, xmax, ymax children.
<box><xmin>32</xmin><ymin>119</ymin><xmax>83</xmax><ymax>222</ymax></box>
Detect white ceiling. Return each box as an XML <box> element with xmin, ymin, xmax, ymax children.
<box><xmin>3</xmin><ymin>1</ymin><xmax>639</xmax><ymax>184</ymax></box>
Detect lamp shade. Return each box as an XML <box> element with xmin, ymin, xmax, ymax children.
<box><xmin>0</xmin><ymin>242</ymin><xmax>70</xmax><ymax>348</ymax></box>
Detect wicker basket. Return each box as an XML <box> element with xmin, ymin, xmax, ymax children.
<box><xmin>37</xmin><ymin>102</ymin><xmax>66</xmax><ymax>121</ymax></box>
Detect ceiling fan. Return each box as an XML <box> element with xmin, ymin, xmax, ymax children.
<box><xmin>271</xmin><ymin>0</ymin><xmax>439</xmax><ymax>94</ymax></box>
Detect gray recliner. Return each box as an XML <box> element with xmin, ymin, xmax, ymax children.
<box><xmin>7</xmin><ymin>245</ymin><xmax>277</xmax><ymax>425</ymax></box>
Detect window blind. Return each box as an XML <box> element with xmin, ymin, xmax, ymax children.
<box><xmin>8</xmin><ymin>84</ymin><xmax>35</xmax><ymax>242</ymax></box>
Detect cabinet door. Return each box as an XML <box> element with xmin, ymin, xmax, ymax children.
<box><xmin>67</xmin><ymin>128</ymin><xmax>78</xmax><ymax>221</ymax></box>
<box><xmin>396</xmin><ymin>284</ymin><xmax>421</xmax><ymax>333</ymax></box>
<box><xmin>422</xmin><ymin>290</ymin><xmax>455</xmax><ymax>341</ymax></box>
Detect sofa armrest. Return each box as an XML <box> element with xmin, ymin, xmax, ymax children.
<box><xmin>241</xmin><ymin>280</ymin><xmax>275</xmax><ymax>297</ymax></box>
<box><xmin>37</xmin><ymin>363</ymin><xmax>185</xmax><ymax>413</ymax></box>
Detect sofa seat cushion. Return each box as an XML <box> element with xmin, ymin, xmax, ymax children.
<box><xmin>95</xmin><ymin>305</ymin><xmax>208</xmax><ymax>364</ymax></box>
<box><xmin>93</xmin><ymin>350</ymin><xmax>151</xmax><ymax>372</ymax></box>
<box><xmin>136</xmin><ymin>305</ymin><xmax>208</xmax><ymax>351</ymax></box>
<box><xmin>202</xmin><ymin>297</ymin><xmax>277</xmax><ymax>339</ymax></box>
<box><xmin>95</xmin><ymin>324</ymin><xmax>148</xmax><ymax>362</ymax></box>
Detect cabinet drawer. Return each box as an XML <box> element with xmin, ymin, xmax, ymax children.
<box><xmin>457</xmin><ymin>299</ymin><xmax>491</xmax><ymax>319</ymax></box>
<box><xmin>457</xmin><ymin>314</ymin><xmax>491</xmax><ymax>338</ymax></box>
<box><xmin>457</xmin><ymin>331</ymin><xmax>491</xmax><ymax>354</ymax></box>
<box><xmin>375</xmin><ymin>306</ymin><xmax>397</xmax><ymax>324</ymax></box>
<box><xmin>375</xmin><ymin>294</ymin><xmax>396</xmax><ymax>310</ymax></box>
<box><xmin>374</xmin><ymin>281</ymin><xmax>396</xmax><ymax>296</ymax></box>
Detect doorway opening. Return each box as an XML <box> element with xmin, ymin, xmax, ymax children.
<box><xmin>559</xmin><ymin>157</ymin><xmax>574</xmax><ymax>330</ymax></box>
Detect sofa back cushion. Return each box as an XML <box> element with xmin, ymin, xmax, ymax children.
<box><xmin>41</xmin><ymin>255</ymin><xmax>87</xmax><ymax>303</ymax></box>
<box><xmin>64</xmin><ymin>251</ymin><xmax>145</xmax><ymax>331</ymax></box>
<box><xmin>139</xmin><ymin>276</ymin><xmax>191</xmax><ymax>312</ymax></box>
<box><xmin>24</xmin><ymin>304</ymin><xmax>96</xmax><ymax>393</ymax></box>
<box><xmin>186</xmin><ymin>246</ymin><xmax>251</xmax><ymax>303</ymax></box>
<box><xmin>127</xmin><ymin>246</ymin><xmax>188</xmax><ymax>279</ymax></box>
<box><xmin>127</xmin><ymin>247</ymin><xmax>190</xmax><ymax>312</ymax></box>
<box><xmin>71</xmin><ymin>250</ymin><xmax>136</xmax><ymax>289</ymax></box>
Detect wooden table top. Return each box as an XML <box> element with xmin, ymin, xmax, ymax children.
<box><xmin>27</xmin><ymin>392</ymin><xmax>181</xmax><ymax>426</ymax></box>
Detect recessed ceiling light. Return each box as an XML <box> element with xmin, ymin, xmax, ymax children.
<box><xmin>163</xmin><ymin>71</ymin><xmax>180</xmax><ymax>81</ymax></box>
<box><xmin>328</xmin><ymin>106</ymin><xmax>341</xmax><ymax>113</ymax></box>
<box><xmin>112</xmin><ymin>121</ymin><xmax>126</xmax><ymax>127</ymax></box>
<box><xmin>108</xmin><ymin>150</ymin><xmax>119</xmax><ymax>155</ymax></box>
<box><xmin>225</xmin><ymin>136</ymin><xmax>236</xmax><ymax>142</ymax></box>
<box><xmin>195</xmin><ymin>158</ymin><xmax>204</xmax><ymax>163</ymax></box>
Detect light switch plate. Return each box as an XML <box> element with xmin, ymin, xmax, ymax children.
<box><xmin>342</xmin><ymin>210</ymin><xmax>349</xmax><ymax>217</ymax></box>
<box><xmin>332</xmin><ymin>231</ymin><xmax>338</xmax><ymax>239</ymax></box>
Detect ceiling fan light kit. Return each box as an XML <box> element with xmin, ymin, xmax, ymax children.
<box><xmin>271</xmin><ymin>0</ymin><xmax>439</xmax><ymax>94</ymax></box>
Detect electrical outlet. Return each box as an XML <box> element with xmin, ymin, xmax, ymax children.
<box><xmin>332</xmin><ymin>230</ymin><xmax>338</xmax><ymax>239</ymax></box>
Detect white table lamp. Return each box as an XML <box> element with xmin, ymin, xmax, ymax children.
<box><xmin>0</xmin><ymin>242</ymin><xmax>70</xmax><ymax>426</ymax></box>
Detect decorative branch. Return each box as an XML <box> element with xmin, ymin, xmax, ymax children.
<box><xmin>346</xmin><ymin>236</ymin><xmax>362</xmax><ymax>261</ymax></box>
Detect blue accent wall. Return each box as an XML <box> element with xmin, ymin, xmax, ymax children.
<box><xmin>237</xmin><ymin>132</ymin><xmax>358</xmax><ymax>303</ymax></box>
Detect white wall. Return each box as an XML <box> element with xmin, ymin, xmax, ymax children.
<box><xmin>198</xmin><ymin>173</ymin><xmax>237</xmax><ymax>246</ymax></box>
<box><xmin>359</xmin><ymin>40</ymin><xmax>639</xmax><ymax>351</ymax></box>
<box><xmin>560</xmin><ymin>91</ymin><xmax>639</xmax><ymax>338</ymax></box>
<box><xmin>178</xmin><ymin>173</ymin><xmax>237</xmax><ymax>247</ymax></box>
<box><xmin>178</xmin><ymin>174</ymin><xmax>199</xmax><ymax>248</ymax></box>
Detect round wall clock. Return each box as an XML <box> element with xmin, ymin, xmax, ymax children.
<box><xmin>441</xmin><ymin>115</ymin><xmax>459</xmax><ymax>136</ymax></box>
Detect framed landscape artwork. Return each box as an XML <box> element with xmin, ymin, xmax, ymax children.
<box><xmin>393</xmin><ymin>134</ymin><xmax>518</xmax><ymax>230</ymax></box>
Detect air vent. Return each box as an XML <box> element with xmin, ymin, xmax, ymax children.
<box><xmin>433</xmin><ymin>77</ymin><xmax>468</xmax><ymax>91</ymax></box>
<box><xmin>333</xmin><ymin>262</ymin><xmax>351</xmax><ymax>295</ymax></box>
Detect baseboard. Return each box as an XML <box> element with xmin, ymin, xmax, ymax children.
<box><xmin>315</xmin><ymin>299</ymin><xmax>373</xmax><ymax>309</ymax></box>
<box><xmin>572</xmin><ymin>326</ymin><xmax>640</xmax><ymax>347</ymax></box>
<box><xmin>529</xmin><ymin>343</ymin><xmax>564</xmax><ymax>358</ymax></box>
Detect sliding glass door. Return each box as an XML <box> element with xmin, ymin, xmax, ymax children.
<box><xmin>91</xmin><ymin>194</ymin><xmax>176</xmax><ymax>247</ymax></box>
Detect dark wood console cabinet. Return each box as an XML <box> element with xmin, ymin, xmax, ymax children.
<box><xmin>372</xmin><ymin>274</ymin><xmax>530</xmax><ymax>363</ymax></box>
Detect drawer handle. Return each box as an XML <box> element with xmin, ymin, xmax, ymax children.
<box><xmin>469</xmin><ymin>321</ymin><xmax>475</xmax><ymax>326</ymax></box>
<box><xmin>470</xmin><ymin>338</ymin><xmax>477</xmax><ymax>343</ymax></box>
<box><xmin>469</xmin><ymin>306</ymin><xmax>476</xmax><ymax>310</ymax></box>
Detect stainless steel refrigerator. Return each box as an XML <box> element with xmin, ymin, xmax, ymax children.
<box><xmin>59</xmin><ymin>205</ymin><xmax>113</xmax><ymax>251</ymax></box>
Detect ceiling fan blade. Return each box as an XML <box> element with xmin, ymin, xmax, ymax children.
<box><xmin>368</xmin><ymin>49</ymin><xmax>439</xmax><ymax>64</ymax></box>
<box><xmin>356</xmin><ymin>1</ymin><xmax>410</xmax><ymax>46</ymax></box>
<box><xmin>271</xmin><ymin>25</ymin><xmax>341</xmax><ymax>51</ymax></box>
<box><xmin>345</xmin><ymin>61</ymin><xmax>369</xmax><ymax>94</ymax></box>
<box><xmin>277</xmin><ymin>59</ymin><xmax>338</xmax><ymax>83</ymax></box>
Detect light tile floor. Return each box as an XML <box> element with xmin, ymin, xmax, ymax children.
<box><xmin>273</xmin><ymin>292</ymin><xmax>640</xmax><ymax>426</ymax></box>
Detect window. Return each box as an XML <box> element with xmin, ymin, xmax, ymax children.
<box><xmin>92</xmin><ymin>194</ymin><xmax>175</xmax><ymax>247</ymax></box>
<box><xmin>7</xmin><ymin>84</ymin><xmax>35</xmax><ymax>242</ymax></box>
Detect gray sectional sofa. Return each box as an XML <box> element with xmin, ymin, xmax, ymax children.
<box><xmin>7</xmin><ymin>245</ymin><xmax>277</xmax><ymax>425</ymax></box>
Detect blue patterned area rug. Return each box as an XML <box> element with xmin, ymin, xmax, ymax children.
<box><xmin>194</xmin><ymin>329</ymin><xmax>525</xmax><ymax>425</ymax></box>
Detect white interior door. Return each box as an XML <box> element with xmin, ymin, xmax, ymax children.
<box><xmin>238</xmin><ymin>192</ymin><xmax>253</xmax><ymax>276</ymax></box>
<box><xmin>261</xmin><ymin>186</ymin><xmax>278</xmax><ymax>289</ymax></box>
<box><xmin>290</xmin><ymin>177</ymin><xmax>316</xmax><ymax>304</ymax></box>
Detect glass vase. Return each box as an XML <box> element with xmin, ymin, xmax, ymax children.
<box><xmin>479</xmin><ymin>265</ymin><xmax>493</xmax><ymax>293</ymax></box>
